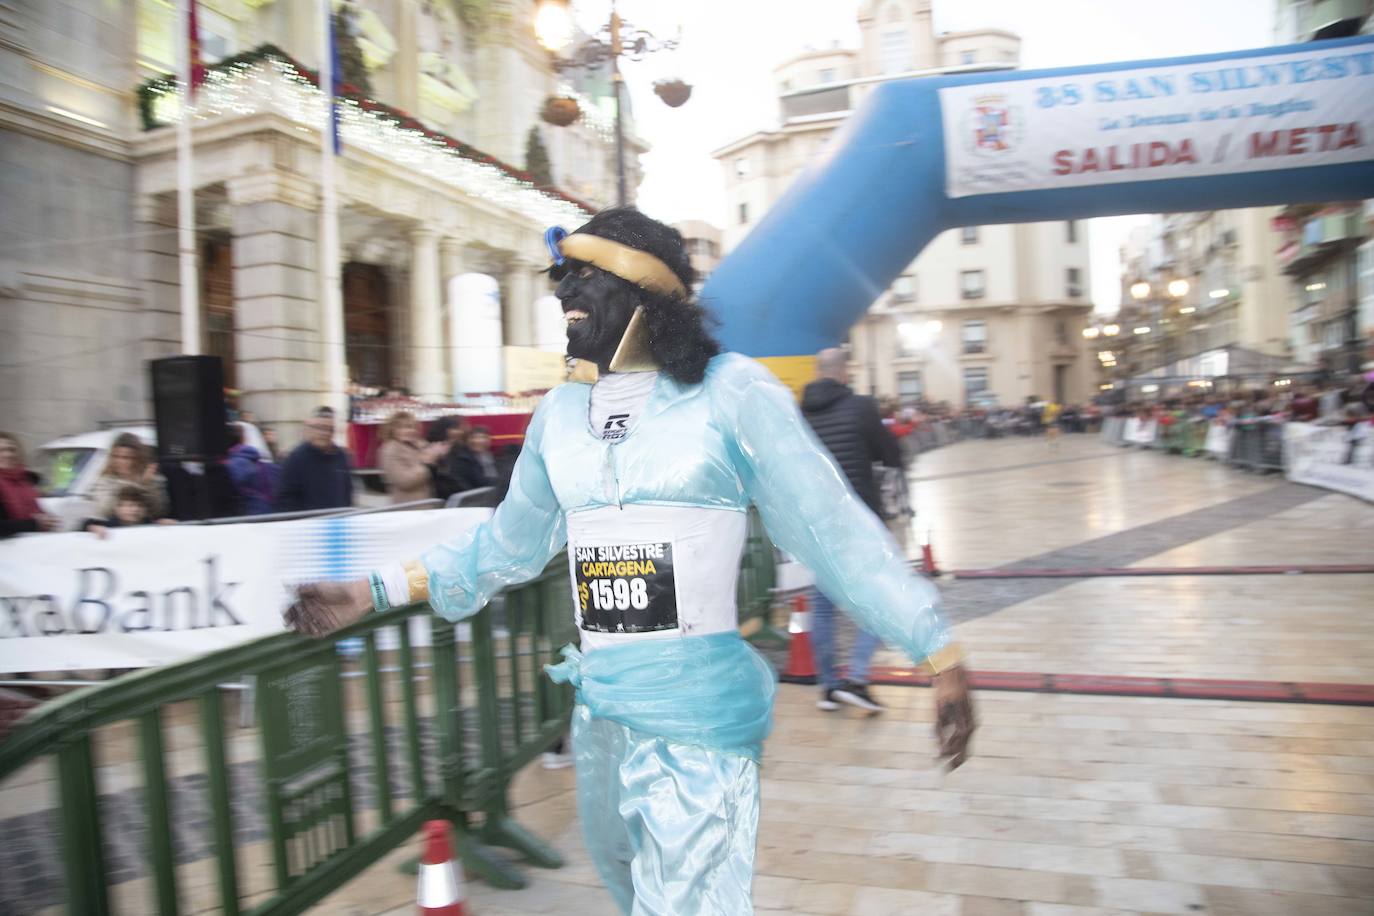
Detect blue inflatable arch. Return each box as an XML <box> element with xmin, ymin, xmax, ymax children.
<box><xmin>699</xmin><ymin>35</ymin><xmax>1374</xmax><ymax>385</ymax></box>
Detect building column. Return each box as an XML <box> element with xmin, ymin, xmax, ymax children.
<box><xmin>394</xmin><ymin>0</ymin><xmax>420</xmax><ymax>114</ymax></box>
<box><xmin>1018</xmin><ymin>309</ymin><xmax>1039</xmax><ymax>403</ymax></box>
<box><xmin>439</xmin><ymin>238</ymin><xmax>466</xmax><ymax>395</ymax></box>
<box><xmin>504</xmin><ymin>259</ymin><xmax>535</xmax><ymax>348</ymax></box>
<box><xmin>135</xmin><ymin>194</ymin><xmax>183</xmax><ymax>367</ymax></box>
<box><xmin>409</xmin><ymin>226</ymin><xmax>445</xmax><ymax>399</ymax></box>
<box><xmin>227</xmin><ymin>172</ymin><xmax>321</xmax><ymax>444</ymax></box>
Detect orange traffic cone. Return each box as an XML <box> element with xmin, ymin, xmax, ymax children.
<box><xmin>417</xmin><ymin>820</ymin><xmax>468</xmax><ymax>915</ymax></box>
<box><xmin>782</xmin><ymin>592</ymin><xmax>816</xmax><ymax>683</ymax></box>
<box><xmin>919</xmin><ymin>525</ymin><xmax>941</xmax><ymax>577</ymax></box>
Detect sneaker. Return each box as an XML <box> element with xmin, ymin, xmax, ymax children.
<box><xmin>832</xmin><ymin>681</ymin><xmax>885</xmax><ymax>714</ymax></box>
<box><xmin>540</xmin><ymin>751</ymin><xmax>574</xmax><ymax>770</ymax></box>
<box><xmin>816</xmin><ymin>689</ymin><xmax>841</xmax><ymax>712</ymax></box>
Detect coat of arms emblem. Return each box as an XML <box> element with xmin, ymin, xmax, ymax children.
<box><xmin>963</xmin><ymin>94</ymin><xmax>1022</xmax><ymax>156</ymax></box>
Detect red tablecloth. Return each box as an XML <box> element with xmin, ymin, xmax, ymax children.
<box><xmin>348</xmin><ymin>412</ymin><xmax>533</xmax><ymax>469</ymax></box>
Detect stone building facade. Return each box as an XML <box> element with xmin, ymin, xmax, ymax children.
<box><xmin>0</xmin><ymin>0</ymin><xmax>637</xmax><ymax>450</ymax></box>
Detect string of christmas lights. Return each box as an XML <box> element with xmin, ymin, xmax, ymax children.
<box><xmin>141</xmin><ymin>49</ymin><xmax>592</xmax><ymax>227</ymax></box>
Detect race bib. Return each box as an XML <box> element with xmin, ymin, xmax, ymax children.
<box><xmin>572</xmin><ymin>541</ymin><xmax>678</xmax><ymax>633</ymax></box>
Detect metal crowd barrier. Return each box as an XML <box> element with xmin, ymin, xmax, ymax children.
<box><xmin>1180</xmin><ymin>417</ymin><xmax>1209</xmax><ymax>456</ymax></box>
<box><xmin>956</xmin><ymin>416</ymin><xmax>987</xmax><ymax>440</ymax></box>
<box><xmin>0</xmin><ymin>560</ymin><xmax>578</xmax><ymax>915</ymax></box>
<box><xmin>185</xmin><ymin>498</ymin><xmax>446</xmax><ymax>526</ymax></box>
<box><xmin>737</xmin><ymin>508</ymin><xmax>784</xmax><ymax>647</ymax></box>
<box><xmin>1</xmin><ymin>527</ymin><xmax>781</xmax><ymax>914</ymax></box>
<box><xmin>1103</xmin><ymin>413</ymin><xmax>1289</xmax><ymax>474</ymax></box>
<box><xmin>446</xmin><ymin>487</ymin><xmax>500</xmax><ymax>509</ymax></box>
<box><xmin>1159</xmin><ymin>416</ymin><xmax>1185</xmax><ymax>453</ymax></box>
<box><xmin>1100</xmin><ymin>416</ymin><xmax>1126</xmax><ymax>446</ymax></box>
<box><xmin>1228</xmin><ymin>418</ymin><xmax>1285</xmax><ymax>472</ymax></box>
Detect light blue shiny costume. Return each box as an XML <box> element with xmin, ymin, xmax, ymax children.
<box><xmin>420</xmin><ymin>353</ymin><xmax>951</xmax><ymax>915</ymax></box>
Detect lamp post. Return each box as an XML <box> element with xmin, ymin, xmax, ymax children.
<box><xmin>534</xmin><ymin>0</ymin><xmax>687</xmax><ymax>207</ymax></box>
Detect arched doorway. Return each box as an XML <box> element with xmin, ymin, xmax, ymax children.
<box><xmin>201</xmin><ymin>233</ymin><xmax>235</xmax><ymax>389</ymax></box>
<box><xmin>343</xmin><ymin>262</ymin><xmax>393</xmax><ymax>389</ymax></box>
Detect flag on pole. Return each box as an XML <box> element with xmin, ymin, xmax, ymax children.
<box><xmin>328</xmin><ymin>10</ymin><xmax>342</xmax><ymax>154</ymax></box>
<box><xmin>188</xmin><ymin>0</ymin><xmax>206</xmax><ymax>96</ymax></box>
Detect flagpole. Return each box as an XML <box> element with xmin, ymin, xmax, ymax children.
<box><xmin>319</xmin><ymin>0</ymin><xmax>348</xmax><ymax>434</ymax></box>
<box><xmin>176</xmin><ymin>0</ymin><xmax>200</xmax><ymax>355</ymax></box>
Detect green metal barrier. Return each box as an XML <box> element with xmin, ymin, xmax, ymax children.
<box><xmin>738</xmin><ymin>508</ymin><xmax>786</xmax><ymax>647</ymax></box>
<box><xmin>0</xmin><ymin>558</ymin><xmax>577</xmax><ymax>916</ymax></box>
<box><xmin>1</xmin><ymin>536</ymin><xmax>779</xmax><ymax>915</ymax></box>
<box><xmin>1160</xmin><ymin>414</ymin><xmax>1183</xmax><ymax>453</ymax></box>
<box><xmin>1180</xmin><ymin>417</ymin><xmax>1208</xmax><ymax>457</ymax></box>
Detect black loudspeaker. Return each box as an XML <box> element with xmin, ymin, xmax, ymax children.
<box><xmin>150</xmin><ymin>355</ymin><xmax>228</xmax><ymax>461</ymax></box>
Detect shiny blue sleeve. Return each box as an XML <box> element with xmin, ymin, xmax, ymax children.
<box><xmin>716</xmin><ymin>356</ymin><xmax>956</xmax><ymax>670</ymax></box>
<box><xmin>420</xmin><ymin>398</ymin><xmax>567</xmax><ymax>622</ymax></box>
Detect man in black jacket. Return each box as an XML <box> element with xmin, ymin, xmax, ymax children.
<box><xmin>801</xmin><ymin>348</ymin><xmax>904</xmax><ymax>714</ymax></box>
<box><xmin>275</xmin><ymin>407</ymin><xmax>354</xmax><ymax>512</ymax></box>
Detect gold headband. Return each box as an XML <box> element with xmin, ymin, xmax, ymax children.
<box><xmin>560</xmin><ymin>234</ymin><xmax>688</xmax><ymax>299</ymax></box>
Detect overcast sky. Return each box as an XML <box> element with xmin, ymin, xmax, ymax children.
<box><xmin>591</xmin><ymin>0</ymin><xmax>1280</xmax><ymax>315</ymax></box>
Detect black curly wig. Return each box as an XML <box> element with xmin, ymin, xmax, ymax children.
<box><xmin>572</xmin><ymin>207</ymin><xmax>720</xmax><ymax>385</ymax></box>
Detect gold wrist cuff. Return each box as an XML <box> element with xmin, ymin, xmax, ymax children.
<box><xmin>916</xmin><ymin>643</ymin><xmax>965</xmax><ymax>675</ymax></box>
<box><xmin>402</xmin><ymin>560</ymin><xmax>430</xmax><ymax>605</ymax></box>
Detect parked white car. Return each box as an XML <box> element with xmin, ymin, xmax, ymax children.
<box><xmin>35</xmin><ymin>423</ymin><xmax>271</xmax><ymax>532</ymax></box>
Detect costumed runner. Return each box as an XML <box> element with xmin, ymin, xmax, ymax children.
<box><xmin>285</xmin><ymin>208</ymin><xmax>976</xmax><ymax>915</ymax></box>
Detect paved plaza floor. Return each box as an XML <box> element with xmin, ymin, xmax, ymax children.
<box><xmin>5</xmin><ymin>434</ymin><xmax>1371</xmax><ymax>915</ymax></box>
<box><xmin>323</xmin><ymin>434</ymin><xmax>1374</xmax><ymax>916</ymax></box>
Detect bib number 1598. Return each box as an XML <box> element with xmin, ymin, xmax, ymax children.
<box><xmin>573</xmin><ymin>540</ymin><xmax>678</xmax><ymax>634</ymax></box>
<box><xmin>587</xmin><ymin>577</ymin><xmax>649</xmax><ymax>612</ymax></box>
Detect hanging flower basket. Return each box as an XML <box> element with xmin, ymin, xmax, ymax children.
<box><xmin>541</xmin><ymin>95</ymin><xmax>582</xmax><ymax>127</ymax></box>
<box><xmin>653</xmin><ymin>78</ymin><xmax>692</xmax><ymax>108</ymax></box>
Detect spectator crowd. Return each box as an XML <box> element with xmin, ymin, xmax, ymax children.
<box><xmin>1104</xmin><ymin>371</ymin><xmax>1374</xmax><ymax>433</ymax></box>
<box><xmin>0</xmin><ymin>402</ymin><xmax>521</xmax><ymax>539</ymax></box>
<box><xmin>5</xmin><ymin>371</ymin><xmax>1368</xmax><ymax>540</ymax></box>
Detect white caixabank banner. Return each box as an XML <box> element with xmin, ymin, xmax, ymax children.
<box><xmin>0</xmin><ymin>508</ymin><xmax>491</xmax><ymax>673</ymax></box>
<box><xmin>940</xmin><ymin>46</ymin><xmax>1374</xmax><ymax>198</ymax></box>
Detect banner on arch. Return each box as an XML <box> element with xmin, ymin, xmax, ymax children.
<box><xmin>940</xmin><ymin>46</ymin><xmax>1374</xmax><ymax>198</ymax></box>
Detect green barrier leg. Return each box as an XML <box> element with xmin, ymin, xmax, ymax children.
<box><xmin>456</xmin><ymin>824</ymin><xmax>530</xmax><ymax>889</ymax></box>
<box><xmin>58</xmin><ymin>735</ymin><xmax>110</xmax><ymax>916</ymax></box>
<box><xmin>481</xmin><ymin>814</ymin><xmax>565</xmax><ymax>869</ymax></box>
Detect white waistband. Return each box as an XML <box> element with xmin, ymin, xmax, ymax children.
<box><xmin>566</xmin><ymin>504</ymin><xmax>747</xmax><ymax>651</ymax></box>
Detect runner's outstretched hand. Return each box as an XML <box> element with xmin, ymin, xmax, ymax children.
<box><xmin>284</xmin><ymin>579</ymin><xmax>371</xmax><ymax>638</ymax></box>
<box><xmin>933</xmin><ymin>664</ymin><xmax>976</xmax><ymax>770</ymax></box>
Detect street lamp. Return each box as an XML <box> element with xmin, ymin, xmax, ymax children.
<box><xmin>534</xmin><ymin>0</ymin><xmax>687</xmax><ymax>207</ymax></box>
<box><xmin>1082</xmin><ymin>326</ymin><xmax>1100</xmax><ymax>339</ymax></box>
<box><xmin>1130</xmin><ymin>281</ymin><xmax>1150</xmax><ymax>300</ymax></box>
<box><xmin>1102</xmin><ymin>324</ymin><xmax>1120</xmax><ymax>336</ymax></box>
<box><xmin>534</xmin><ymin>0</ymin><xmax>575</xmax><ymax>51</ymax></box>
<box><xmin>1167</xmin><ymin>278</ymin><xmax>1190</xmax><ymax>298</ymax></box>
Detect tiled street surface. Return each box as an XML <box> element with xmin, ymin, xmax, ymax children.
<box><xmin>358</xmin><ymin>436</ymin><xmax>1374</xmax><ymax>916</ymax></box>
<box><xmin>4</xmin><ymin>435</ymin><xmax>1372</xmax><ymax>915</ymax></box>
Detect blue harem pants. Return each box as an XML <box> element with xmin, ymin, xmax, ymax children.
<box><xmin>547</xmin><ymin>633</ymin><xmax>775</xmax><ymax>916</ymax></box>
